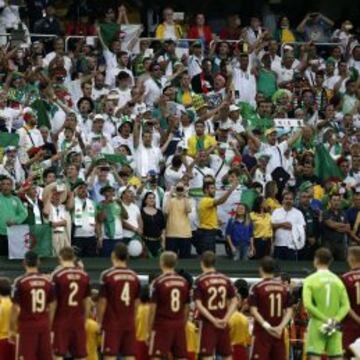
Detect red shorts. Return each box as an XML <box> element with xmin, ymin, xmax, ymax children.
<box><xmin>53</xmin><ymin>320</ymin><xmax>87</xmax><ymax>358</ymax></box>
<box><xmin>343</xmin><ymin>325</ymin><xmax>360</xmax><ymax>358</ymax></box>
<box><xmin>149</xmin><ymin>321</ymin><xmax>187</xmax><ymax>359</ymax></box>
<box><xmin>232</xmin><ymin>344</ymin><xmax>248</xmax><ymax>360</ymax></box>
<box><xmin>251</xmin><ymin>330</ymin><xmax>286</xmax><ymax>360</ymax></box>
<box><xmin>17</xmin><ymin>327</ymin><xmax>52</xmax><ymax>360</ymax></box>
<box><xmin>136</xmin><ymin>340</ymin><xmax>149</xmax><ymax>360</ymax></box>
<box><xmin>101</xmin><ymin>327</ymin><xmax>136</xmax><ymax>356</ymax></box>
<box><xmin>0</xmin><ymin>338</ymin><xmax>15</xmax><ymax>359</ymax></box>
<box><xmin>198</xmin><ymin>321</ymin><xmax>232</xmax><ymax>357</ymax></box>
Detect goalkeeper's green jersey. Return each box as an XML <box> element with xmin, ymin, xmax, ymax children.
<box><xmin>302</xmin><ymin>269</ymin><xmax>350</xmax><ymax>323</ymax></box>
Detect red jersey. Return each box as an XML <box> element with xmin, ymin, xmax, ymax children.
<box><xmin>150</xmin><ymin>272</ymin><xmax>190</xmax><ymax>323</ymax></box>
<box><xmin>99</xmin><ymin>266</ymin><xmax>140</xmax><ymax>330</ymax></box>
<box><xmin>194</xmin><ymin>271</ymin><xmax>236</xmax><ymax>321</ymax></box>
<box><xmin>12</xmin><ymin>272</ymin><xmax>54</xmax><ymax>329</ymax></box>
<box><xmin>248</xmin><ymin>278</ymin><xmax>291</xmax><ymax>331</ymax></box>
<box><xmin>51</xmin><ymin>266</ymin><xmax>90</xmax><ymax>322</ymax></box>
<box><xmin>342</xmin><ymin>269</ymin><xmax>360</xmax><ymax>329</ymax></box>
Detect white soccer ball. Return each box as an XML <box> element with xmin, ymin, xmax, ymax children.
<box><xmin>128</xmin><ymin>239</ymin><xmax>143</xmax><ymax>257</ymax></box>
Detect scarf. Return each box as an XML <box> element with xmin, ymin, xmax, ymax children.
<box><xmin>74</xmin><ymin>197</ymin><xmax>96</xmax><ymax>228</ymax></box>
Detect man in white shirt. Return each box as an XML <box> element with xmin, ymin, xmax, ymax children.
<box><xmin>271</xmin><ymin>191</ymin><xmax>306</xmax><ymax>260</ymax></box>
<box><xmin>232</xmin><ymin>53</ymin><xmax>257</xmax><ymax>106</ymax></box>
<box><xmin>272</xmin><ymin>51</ymin><xmax>302</xmax><ymax>86</ymax></box>
<box><xmin>120</xmin><ymin>186</ymin><xmax>142</xmax><ymax>242</ymax></box>
<box><xmin>144</xmin><ymin>63</ymin><xmax>167</xmax><ymax>106</ymax></box>
<box><xmin>69</xmin><ymin>181</ymin><xmax>97</xmax><ymax>257</ymax></box>
<box><xmin>17</xmin><ymin>108</ymin><xmax>44</xmax><ymax>165</ymax></box>
<box><xmin>188</xmin><ymin>42</ymin><xmax>203</xmax><ymax>79</ymax></box>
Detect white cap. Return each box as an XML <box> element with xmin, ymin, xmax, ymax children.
<box><xmin>229</xmin><ymin>104</ymin><xmax>240</xmax><ymax>112</ymax></box>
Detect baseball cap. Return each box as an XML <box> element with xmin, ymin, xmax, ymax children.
<box><xmin>265</xmin><ymin>128</ymin><xmax>277</xmax><ymax>137</ymax></box>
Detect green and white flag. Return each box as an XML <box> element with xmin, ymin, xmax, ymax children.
<box><xmin>7</xmin><ymin>224</ymin><xmax>53</xmax><ymax>259</ymax></box>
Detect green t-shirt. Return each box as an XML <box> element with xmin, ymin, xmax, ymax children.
<box><xmin>303</xmin><ymin>269</ymin><xmax>350</xmax><ymax>323</ymax></box>
<box><xmin>257</xmin><ymin>69</ymin><xmax>277</xmax><ymax>99</ymax></box>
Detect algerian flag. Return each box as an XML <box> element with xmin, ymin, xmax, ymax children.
<box><xmin>315</xmin><ymin>144</ymin><xmax>344</xmax><ymax>181</ymax></box>
<box><xmin>98</xmin><ymin>22</ymin><xmax>121</xmax><ymax>48</ymax></box>
<box><xmin>8</xmin><ymin>224</ymin><xmax>53</xmax><ymax>259</ymax></box>
<box><xmin>103</xmin><ymin>153</ymin><xmax>129</xmax><ymax>166</ymax></box>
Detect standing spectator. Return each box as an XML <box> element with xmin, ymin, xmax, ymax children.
<box><xmin>347</xmin><ymin>192</ymin><xmax>360</xmax><ymax>240</ymax></box>
<box><xmin>20</xmin><ymin>181</ymin><xmax>44</xmax><ymax>225</ymax></box>
<box><xmin>219</xmin><ymin>14</ymin><xmax>242</xmax><ymax>40</ymax></box>
<box><xmin>43</xmin><ymin>183</ymin><xmax>71</xmax><ymax>256</ymax></box>
<box><xmin>68</xmin><ymin>180</ymin><xmax>97</xmax><ymax>257</ymax></box>
<box><xmin>187</xmin><ymin>120</ymin><xmax>217</xmax><ymax>158</ymax></box>
<box><xmin>96</xmin><ymin>185</ymin><xmax>128</xmax><ymax>257</ymax></box>
<box><xmin>264</xmin><ymin>180</ymin><xmax>281</xmax><ymax>212</ymax></box>
<box><xmin>138</xmin><ymin>170</ymin><xmax>165</xmax><ymax>209</ymax></box>
<box><xmin>226</xmin><ymin>204</ymin><xmax>254</xmax><ymax>261</ymax></box>
<box><xmin>120</xmin><ymin>186</ymin><xmax>142</xmax><ymax>244</ymax></box>
<box><xmin>322</xmin><ymin>193</ymin><xmax>350</xmax><ymax>261</ymax></box>
<box><xmin>191</xmin><ymin>58</ymin><xmax>214</xmax><ymax>94</ymax></box>
<box><xmin>141</xmin><ymin>192</ymin><xmax>165</xmax><ymax>257</ymax></box>
<box><xmin>163</xmin><ymin>181</ymin><xmax>192</xmax><ymax>258</ymax></box>
<box><xmin>274</xmin><ymin>16</ymin><xmax>297</xmax><ymax>44</ymax></box>
<box><xmin>197</xmin><ymin>179</ymin><xmax>238</xmax><ymax>253</ymax></box>
<box><xmin>271</xmin><ymin>191</ymin><xmax>306</xmax><ymax>260</ymax></box>
<box><xmin>250</xmin><ymin>196</ymin><xmax>273</xmax><ymax>259</ymax></box>
<box><xmin>0</xmin><ymin>177</ymin><xmax>27</xmax><ymax>256</ymax></box>
<box><xmin>155</xmin><ymin>7</ymin><xmax>183</xmax><ymax>40</ymax></box>
<box><xmin>298</xmin><ymin>188</ymin><xmax>320</xmax><ymax>260</ymax></box>
<box><xmin>187</xmin><ymin>13</ymin><xmax>213</xmax><ymax>45</ymax></box>
<box><xmin>297</xmin><ymin>12</ymin><xmax>334</xmax><ymax>42</ymax></box>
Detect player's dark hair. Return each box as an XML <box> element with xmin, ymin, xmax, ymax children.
<box><xmin>234</xmin><ymin>279</ymin><xmax>249</xmax><ymax>299</ymax></box>
<box><xmin>314</xmin><ymin>247</ymin><xmax>333</xmax><ymax>265</ymax></box>
<box><xmin>348</xmin><ymin>246</ymin><xmax>360</xmax><ymax>263</ymax></box>
<box><xmin>280</xmin><ymin>272</ymin><xmax>291</xmax><ymax>285</ymax></box>
<box><xmin>113</xmin><ymin>243</ymin><xmax>128</xmax><ymax>261</ymax></box>
<box><xmin>160</xmin><ymin>251</ymin><xmax>177</xmax><ymax>269</ymax></box>
<box><xmin>260</xmin><ymin>256</ymin><xmax>276</xmax><ymax>274</ymax></box>
<box><xmin>201</xmin><ymin>251</ymin><xmax>216</xmax><ymax>268</ymax></box>
<box><xmin>59</xmin><ymin>246</ymin><xmax>75</xmax><ymax>261</ymax></box>
<box><xmin>0</xmin><ymin>277</ymin><xmax>11</xmax><ymax>296</ymax></box>
<box><xmin>24</xmin><ymin>251</ymin><xmax>39</xmax><ymax>268</ymax></box>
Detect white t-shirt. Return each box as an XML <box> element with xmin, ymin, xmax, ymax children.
<box><xmin>232</xmin><ymin>67</ymin><xmax>257</xmax><ymax>106</ymax></box>
<box><xmin>260</xmin><ymin>140</ymin><xmax>289</xmax><ymax>175</ymax></box>
<box><xmin>135</xmin><ymin>144</ymin><xmax>163</xmax><ymax>177</ymax></box>
<box><xmin>144</xmin><ymin>77</ymin><xmax>167</xmax><ymax>106</ymax></box>
<box><xmin>122</xmin><ymin>202</ymin><xmax>141</xmax><ymax>238</ymax></box>
<box><xmin>189</xmin><ymin>166</ymin><xmax>214</xmax><ymax>189</ymax></box>
<box><xmin>271</xmin><ymin>207</ymin><xmax>306</xmax><ymax>248</ymax></box>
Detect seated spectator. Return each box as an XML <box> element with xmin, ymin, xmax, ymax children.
<box><xmin>187</xmin><ymin>13</ymin><xmax>213</xmax><ymax>45</ymax></box>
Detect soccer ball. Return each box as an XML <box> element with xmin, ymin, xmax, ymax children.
<box><xmin>128</xmin><ymin>239</ymin><xmax>143</xmax><ymax>257</ymax></box>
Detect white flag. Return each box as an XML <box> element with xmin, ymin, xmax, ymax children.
<box><xmin>7</xmin><ymin>225</ymin><xmax>31</xmax><ymax>260</ymax></box>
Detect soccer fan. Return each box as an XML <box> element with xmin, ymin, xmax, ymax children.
<box><xmin>342</xmin><ymin>246</ymin><xmax>360</xmax><ymax>359</ymax></box>
<box><xmin>148</xmin><ymin>251</ymin><xmax>190</xmax><ymax>359</ymax></box>
<box><xmin>194</xmin><ymin>251</ymin><xmax>237</xmax><ymax>360</ymax></box>
<box><xmin>50</xmin><ymin>246</ymin><xmax>91</xmax><ymax>360</ymax></box>
<box><xmin>9</xmin><ymin>251</ymin><xmax>54</xmax><ymax>360</ymax></box>
<box><xmin>303</xmin><ymin>247</ymin><xmax>350</xmax><ymax>360</ymax></box>
<box><xmin>97</xmin><ymin>242</ymin><xmax>140</xmax><ymax>360</ymax></box>
<box><xmin>0</xmin><ymin>277</ymin><xmax>14</xmax><ymax>359</ymax></box>
<box><xmin>249</xmin><ymin>256</ymin><xmax>293</xmax><ymax>360</ymax></box>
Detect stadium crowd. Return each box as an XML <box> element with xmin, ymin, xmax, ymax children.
<box><xmin>0</xmin><ymin>1</ymin><xmax>360</xmax><ymax>265</ymax></box>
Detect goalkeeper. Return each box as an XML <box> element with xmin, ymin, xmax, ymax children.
<box><xmin>303</xmin><ymin>247</ymin><xmax>350</xmax><ymax>359</ymax></box>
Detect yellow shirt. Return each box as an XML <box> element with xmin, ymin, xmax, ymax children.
<box><xmin>250</xmin><ymin>212</ymin><xmax>273</xmax><ymax>238</ymax></box>
<box><xmin>128</xmin><ymin>175</ymin><xmax>141</xmax><ymax>188</ymax></box>
<box><xmin>136</xmin><ymin>303</ymin><xmax>150</xmax><ymax>342</ymax></box>
<box><xmin>0</xmin><ymin>297</ymin><xmax>12</xmax><ymax>340</ymax></box>
<box><xmin>187</xmin><ymin>134</ymin><xmax>217</xmax><ymax>158</ymax></box>
<box><xmin>228</xmin><ymin>311</ymin><xmax>252</xmax><ymax>346</ymax></box>
<box><xmin>264</xmin><ymin>197</ymin><xmax>281</xmax><ymax>213</ymax></box>
<box><xmin>182</xmin><ymin>91</ymin><xmax>193</xmax><ymax>106</ymax></box>
<box><xmin>281</xmin><ymin>29</ymin><xmax>295</xmax><ymax>43</ymax></box>
<box><xmin>85</xmin><ymin>318</ymin><xmax>100</xmax><ymax>360</ymax></box>
<box><xmin>165</xmin><ymin>197</ymin><xmax>192</xmax><ymax>238</ymax></box>
<box><xmin>198</xmin><ymin>197</ymin><xmax>218</xmax><ymax>230</ymax></box>
<box><xmin>186</xmin><ymin>321</ymin><xmax>198</xmax><ymax>353</ymax></box>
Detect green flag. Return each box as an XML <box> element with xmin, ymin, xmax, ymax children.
<box><xmin>189</xmin><ymin>188</ymin><xmax>204</xmax><ymax>198</ymax></box>
<box><xmin>240</xmin><ymin>189</ymin><xmax>258</xmax><ymax>210</ymax></box>
<box><xmin>0</xmin><ymin>132</ymin><xmax>19</xmax><ymax>147</ymax></box>
<box><xmin>30</xmin><ymin>224</ymin><xmax>53</xmax><ymax>258</ymax></box>
<box><xmin>315</xmin><ymin>144</ymin><xmax>344</xmax><ymax>182</ymax></box>
<box><xmin>103</xmin><ymin>154</ymin><xmax>129</xmax><ymax>166</ymax></box>
<box><xmin>99</xmin><ymin>22</ymin><xmax>120</xmax><ymax>48</ymax></box>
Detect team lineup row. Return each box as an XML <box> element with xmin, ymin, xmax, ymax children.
<box><xmin>0</xmin><ymin>244</ymin><xmax>359</xmax><ymax>360</ymax></box>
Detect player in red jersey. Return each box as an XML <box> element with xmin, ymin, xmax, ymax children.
<box><xmin>194</xmin><ymin>251</ymin><xmax>237</xmax><ymax>360</ymax></box>
<box><xmin>9</xmin><ymin>251</ymin><xmax>54</xmax><ymax>360</ymax></box>
<box><xmin>248</xmin><ymin>256</ymin><xmax>293</xmax><ymax>360</ymax></box>
<box><xmin>148</xmin><ymin>251</ymin><xmax>190</xmax><ymax>359</ymax></box>
<box><xmin>342</xmin><ymin>246</ymin><xmax>360</xmax><ymax>359</ymax></box>
<box><xmin>97</xmin><ymin>242</ymin><xmax>140</xmax><ymax>360</ymax></box>
<box><xmin>51</xmin><ymin>247</ymin><xmax>91</xmax><ymax>360</ymax></box>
